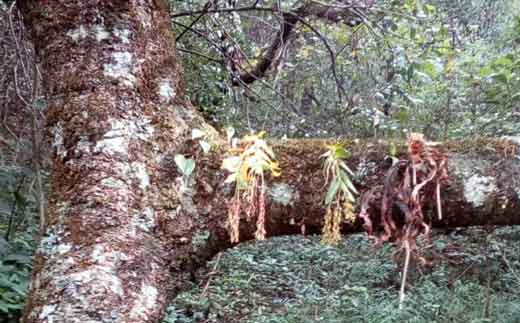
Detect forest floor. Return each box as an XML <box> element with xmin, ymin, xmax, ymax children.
<box><xmin>166</xmin><ymin>227</ymin><xmax>520</xmax><ymax>323</ymax></box>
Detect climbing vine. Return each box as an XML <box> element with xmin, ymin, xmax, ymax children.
<box><xmin>222</xmin><ymin>132</ymin><xmax>281</xmax><ymax>243</ymax></box>
<box><xmin>320</xmin><ymin>144</ymin><xmax>358</xmax><ymax>245</ymax></box>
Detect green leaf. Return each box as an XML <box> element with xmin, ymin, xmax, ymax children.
<box><xmin>199</xmin><ymin>141</ymin><xmax>211</xmax><ymax>154</ymax></box>
<box><xmin>334</xmin><ymin>147</ymin><xmax>350</xmax><ymax>160</ymax></box>
<box><xmin>174</xmin><ymin>154</ymin><xmax>186</xmax><ymax>170</ymax></box>
<box><xmin>424</xmin><ymin>4</ymin><xmax>436</xmax><ymax>13</ymax></box>
<box><xmin>494</xmin><ymin>56</ymin><xmax>513</xmax><ymax>68</ymax></box>
<box><xmin>420</xmin><ymin>62</ymin><xmax>438</xmax><ymax>79</ymax></box>
<box><xmin>344</xmin><ymin>189</ymin><xmax>356</xmax><ymax>203</ymax></box>
<box><xmin>410</xmin><ymin>27</ymin><xmax>416</xmax><ymax>40</ymax></box>
<box><xmin>174</xmin><ymin>154</ymin><xmax>195</xmax><ymax>177</ymax></box>
<box><xmin>183</xmin><ymin>159</ymin><xmax>195</xmax><ymax>176</ymax></box>
<box><xmin>325</xmin><ymin>178</ymin><xmax>341</xmax><ymax>205</ymax></box>
<box><xmin>343</xmin><ymin>175</ymin><xmax>358</xmax><ymax>195</ymax></box>
<box><xmin>3</xmin><ymin>254</ymin><xmax>32</xmax><ymax>265</ymax></box>
<box><xmin>406</xmin><ymin>64</ymin><xmax>415</xmax><ymax>82</ymax></box>
<box><xmin>339</xmin><ymin>162</ymin><xmax>355</xmax><ymax>176</ymax></box>
<box><xmin>479</xmin><ymin>65</ymin><xmax>493</xmax><ymax>78</ymax></box>
<box><xmin>490</xmin><ymin>72</ymin><xmax>509</xmax><ymax>83</ymax></box>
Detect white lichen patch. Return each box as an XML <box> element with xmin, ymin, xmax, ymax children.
<box><xmin>67</xmin><ymin>25</ymin><xmax>88</xmax><ymax>41</ymax></box>
<box><xmin>95</xmin><ymin>117</ymin><xmax>155</xmax><ymax>157</ymax></box>
<box><xmin>39</xmin><ymin>223</ymin><xmax>71</xmax><ymax>257</ymax></box>
<box><xmin>269</xmin><ymin>183</ymin><xmax>297</xmax><ymax>206</ymax></box>
<box><xmin>131</xmin><ymin>162</ymin><xmax>150</xmax><ymax>190</ymax></box>
<box><xmin>39</xmin><ymin>234</ymin><xmax>72</xmax><ymax>257</ymax></box>
<box><xmin>66</xmin><ymin>266</ymin><xmax>124</xmax><ymax>297</ymax></box>
<box><xmin>131</xmin><ymin>117</ymin><xmax>155</xmax><ymax>141</ymax></box>
<box><xmin>130</xmin><ymin>283</ymin><xmax>158</xmax><ymax>320</ymax></box>
<box><xmin>55</xmin><ymin>201</ymin><xmax>70</xmax><ymax>224</ymax></box>
<box><xmin>93</xmin><ymin>24</ymin><xmax>110</xmax><ymax>42</ymax></box>
<box><xmin>91</xmin><ymin>245</ymin><xmax>106</xmax><ymax>264</ymax></box>
<box><xmin>142</xmin><ymin>207</ymin><xmax>155</xmax><ymax>226</ymax></box>
<box><xmin>67</xmin><ymin>24</ymin><xmax>133</xmax><ymax>46</ymax></box>
<box><xmin>91</xmin><ymin>244</ymin><xmax>124</xmax><ymax>265</ymax></box>
<box><xmin>176</xmin><ymin>177</ymin><xmax>199</xmax><ymax>216</ymax></box>
<box><xmin>158</xmin><ymin>80</ymin><xmax>176</xmax><ymax>102</ymax></box>
<box><xmin>135</xmin><ymin>6</ymin><xmax>152</xmax><ymax>29</ymax></box>
<box><xmin>130</xmin><ymin>208</ymin><xmax>156</xmax><ymax>235</ymax></box>
<box><xmin>103</xmin><ymin>52</ymin><xmax>137</xmax><ymax>87</ymax></box>
<box><xmin>463</xmin><ymin>174</ymin><xmax>496</xmax><ymax>207</ymax></box>
<box><xmin>95</xmin><ymin>119</ymin><xmax>129</xmax><ymax>156</ymax></box>
<box><xmin>39</xmin><ymin>304</ymin><xmax>57</xmax><ymax>321</ymax></box>
<box><xmin>52</xmin><ymin>122</ymin><xmax>67</xmax><ymax>160</ymax></box>
<box><xmin>74</xmin><ymin>136</ymin><xmax>91</xmax><ymax>155</ymax></box>
<box><xmin>114</xmin><ymin>28</ymin><xmax>131</xmax><ymax>43</ymax></box>
<box><xmin>514</xmin><ymin>186</ymin><xmax>520</xmax><ymax>200</ymax></box>
<box><xmin>192</xmin><ymin>230</ymin><xmax>210</xmax><ymax>248</ymax></box>
<box><xmin>56</xmin><ymin>243</ymin><xmax>72</xmax><ymax>255</ymax></box>
<box><xmin>100</xmin><ymin>176</ymin><xmax>127</xmax><ymax>189</ymax></box>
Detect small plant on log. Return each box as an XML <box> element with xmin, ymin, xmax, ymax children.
<box><xmin>321</xmin><ymin>143</ymin><xmax>358</xmax><ymax>245</ymax></box>
<box><xmin>359</xmin><ymin>133</ymin><xmax>449</xmax><ymax>308</ymax></box>
<box><xmin>222</xmin><ymin>132</ymin><xmax>281</xmax><ymax>243</ymax></box>
<box><xmin>174</xmin><ymin>154</ymin><xmax>196</xmax><ymax>187</ymax></box>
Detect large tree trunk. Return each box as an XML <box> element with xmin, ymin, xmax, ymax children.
<box><xmin>18</xmin><ymin>1</ymin><xmax>210</xmax><ymax>322</ymax></box>
<box><xmin>17</xmin><ymin>1</ymin><xmax>520</xmax><ymax>322</ymax></box>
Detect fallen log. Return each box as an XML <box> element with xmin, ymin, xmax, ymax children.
<box><xmin>165</xmin><ymin>137</ymin><xmax>520</xmax><ymax>264</ymax></box>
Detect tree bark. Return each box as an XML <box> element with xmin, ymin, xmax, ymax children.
<box><xmin>18</xmin><ymin>1</ymin><xmax>212</xmax><ymax>322</ymax></box>
<box><xmin>17</xmin><ymin>1</ymin><xmax>520</xmax><ymax>323</ymax></box>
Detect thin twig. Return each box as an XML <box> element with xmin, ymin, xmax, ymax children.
<box><xmin>176</xmin><ymin>47</ymin><xmax>223</xmax><ymax>63</ymax></box>
<box><xmin>294</xmin><ymin>16</ymin><xmax>346</xmax><ymax>100</ymax></box>
<box><xmin>172</xmin><ymin>6</ymin><xmax>276</xmax><ymax>19</ymax></box>
<box><xmin>201</xmin><ymin>252</ymin><xmax>222</xmax><ymax>297</ymax></box>
<box><xmin>399</xmin><ymin>240</ymin><xmax>411</xmax><ymax>310</ymax></box>
<box><xmin>175</xmin><ymin>1</ymin><xmax>212</xmax><ymax>42</ymax></box>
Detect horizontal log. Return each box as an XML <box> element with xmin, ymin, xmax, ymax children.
<box><xmin>168</xmin><ymin>137</ymin><xmax>520</xmax><ymax>263</ymax></box>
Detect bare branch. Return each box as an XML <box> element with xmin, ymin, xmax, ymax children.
<box><xmin>231</xmin><ymin>1</ymin><xmax>369</xmax><ymax>85</ymax></box>
<box><xmin>172</xmin><ymin>2</ymin><xmax>371</xmax><ymax>86</ymax></box>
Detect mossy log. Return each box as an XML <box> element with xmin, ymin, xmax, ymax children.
<box><xmin>181</xmin><ymin>138</ymin><xmax>520</xmax><ymax>260</ymax></box>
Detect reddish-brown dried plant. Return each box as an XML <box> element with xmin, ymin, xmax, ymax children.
<box><xmin>358</xmin><ymin>133</ymin><xmax>449</xmax><ymax>307</ymax></box>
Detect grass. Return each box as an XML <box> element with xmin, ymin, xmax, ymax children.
<box><xmin>165</xmin><ymin>227</ymin><xmax>520</xmax><ymax>323</ymax></box>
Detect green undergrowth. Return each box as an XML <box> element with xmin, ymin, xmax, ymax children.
<box><xmin>165</xmin><ymin>227</ymin><xmax>520</xmax><ymax>323</ymax></box>
<box><xmin>0</xmin><ymin>168</ymin><xmax>38</xmax><ymax>323</ymax></box>
<box><xmin>0</xmin><ymin>227</ymin><xmax>35</xmax><ymax>321</ymax></box>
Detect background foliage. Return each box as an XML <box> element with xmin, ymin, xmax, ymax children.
<box><xmin>174</xmin><ymin>0</ymin><xmax>519</xmax><ymax>139</ymax></box>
